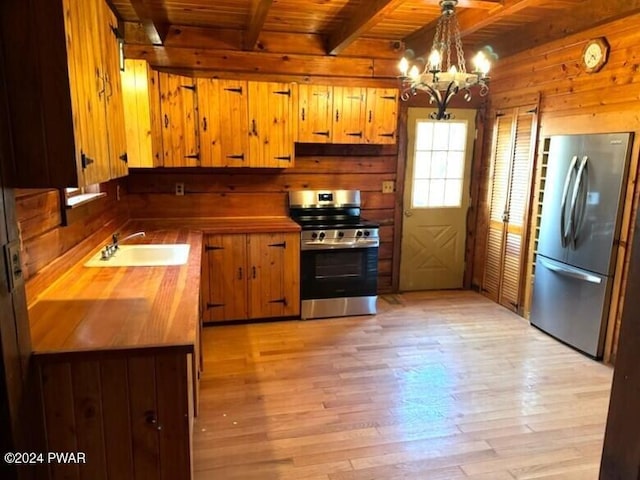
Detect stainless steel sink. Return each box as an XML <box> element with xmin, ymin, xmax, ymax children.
<box><xmin>84</xmin><ymin>244</ymin><xmax>190</xmax><ymax>267</ymax></box>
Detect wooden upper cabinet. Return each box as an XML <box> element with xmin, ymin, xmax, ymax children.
<box><xmin>332</xmin><ymin>86</ymin><xmax>368</xmax><ymax>144</ymax></box>
<box><xmin>0</xmin><ymin>0</ymin><xmax>127</xmax><ymax>187</ymax></box>
<box><xmin>98</xmin><ymin>0</ymin><xmax>128</xmax><ymax>178</ymax></box>
<box><xmin>365</xmin><ymin>88</ymin><xmax>398</xmax><ymax>144</ymax></box>
<box><xmin>218</xmin><ymin>79</ymin><xmax>250</xmax><ymax>166</ymax></box>
<box><xmin>298</xmin><ymin>84</ymin><xmax>333</xmax><ymax>143</ymax></box>
<box><xmin>159</xmin><ymin>73</ymin><xmax>199</xmax><ymax>167</ymax></box>
<box><xmin>196</xmin><ymin>78</ymin><xmax>223</xmax><ymax>167</ymax></box>
<box><xmin>121</xmin><ymin>59</ymin><xmax>160</xmax><ymax>168</ymax></box>
<box><xmin>248</xmin><ymin>82</ymin><xmax>296</xmax><ymax>167</ymax></box>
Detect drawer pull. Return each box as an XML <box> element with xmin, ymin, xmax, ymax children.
<box><xmin>268</xmin><ymin>242</ymin><xmax>287</xmax><ymax>248</ymax></box>
<box><xmin>207</xmin><ymin>303</ymin><xmax>224</xmax><ymax>309</ymax></box>
<box><xmin>269</xmin><ymin>298</ymin><xmax>288</xmax><ymax>306</ymax></box>
<box><xmin>205</xmin><ymin>245</ymin><xmax>223</xmax><ymax>251</ymax></box>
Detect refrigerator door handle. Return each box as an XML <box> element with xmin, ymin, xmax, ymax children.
<box><xmin>560</xmin><ymin>155</ymin><xmax>579</xmax><ymax>247</ymax></box>
<box><xmin>569</xmin><ymin>156</ymin><xmax>589</xmax><ymax>249</ymax></box>
<box><xmin>539</xmin><ymin>257</ymin><xmax>602</xmax><ymax>284</ymax></box>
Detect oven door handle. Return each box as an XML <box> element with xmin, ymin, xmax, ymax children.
<box><xmin>301</xmin><ymin>239</ymin><xmax>379</xmax><ymax>250</ymax></box>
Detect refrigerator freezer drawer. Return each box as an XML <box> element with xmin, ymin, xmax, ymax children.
<box><xmin>530</xmin><ymin>256</ymin><xmax>611</xmax><ymax>358</ymax></box>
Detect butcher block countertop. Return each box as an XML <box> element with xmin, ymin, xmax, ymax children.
<box><xmin>27</xmin><ymin>217</ymin><xmax>300</xmax><ymax>356</ymax></box>
<box><xmin>28</xmin><ymin>228</ymin><xmax>203</xmax><ymax>356</ymax></box>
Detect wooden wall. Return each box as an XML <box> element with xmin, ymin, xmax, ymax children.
<box><xmin>472</xmin><ymin>12</ymin><xmax>640</xmax><ymax>363</ymax></box>
<box><xmin>16</xmin><ymin>179</ymin><xmax>129</xmax><ymax>306</ymax></box>
<box><xmin>127</xmin><ymin>143</ymin><xmax>399</xmax><ymax>293</ymax></box>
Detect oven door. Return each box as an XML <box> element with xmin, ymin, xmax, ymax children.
<box><xmin>301</xmin><ymin>247</ymin><xmax>378</xmax><ymax>300</ymax></box>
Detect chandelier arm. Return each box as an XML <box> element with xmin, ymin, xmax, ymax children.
<box><xmin>423</xmin><ymin>82</ymin><xmax>458</xmax><ymax>121</ymax></box>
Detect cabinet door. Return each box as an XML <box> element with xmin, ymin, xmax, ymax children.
<box><xmin>99</xmin><ymin>1</ymin><xmax>128</xmax><ymax>178</ymax></box>
<box><xmin>218</xmin><ymin>79</ymin><xmax>249</xmax><ymax>166</ymax></box>
<box><xmin>196</xmin><ymin>78</ymin><xmax>223</xmax><ymax>167</ymax></box>
<box><xmin>121</xmin><ymin>59</ymin><xmax>154</xmax><ymax>168</ymax></box>
<box><xmin>332</xmin><ymin>86</ymin><xmax>367</xmax><ymax>144</ymax></box>
<box><xmin>248</xmin><ymin>82</ymin><xmax>295</xmax><ymax>167</ymax></box>
<box><xmin>298</xmin><ymin>84</ymin><xmax>333</xmax><ymax>143</ymax></box>
<box><xmin>159</xmin><ymin>73</ymin><xmax>199</xmax><ymax>167</ymax></box>
<box><xmin>203</xmin><ymin>234</ymin><xmax>248</xmax><ymax>322</ymax></box>
<box><xmin>247</xmin><ymin>232</ymin><xmax>300</xmax><ymax>319</ymax></box>
<box><xmin>65</xmin><ymin>0</ymin><xmax>111</xmax><ymax>185</ymax></box>
<box><xmin>365</xmin><ymin>88</ymin><xmax>398</xmax><ymax>144</ymax></box>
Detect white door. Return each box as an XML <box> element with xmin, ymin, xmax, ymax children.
<box><xmin>399</xmin><ymin>108</ymin><xmax>476</xmax><ymax>291</ymax></box>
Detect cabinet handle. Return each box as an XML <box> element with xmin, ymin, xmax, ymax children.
<box><xmin>202</xmin><ymin>116</ymin><xmax>207</xmax><ymax>132</ymax></box>
<box><xmin>312</xmin><ymin>131</ymin><xmax>330</xmax><ymax>137</ymax></box>
<box><xmin>105</xmin><ymin>72</ymin><xmax>113</xmax><ymax>99</ymax></box>
<box><xmin>336</xmin><ymin>109</ymin><xmax>339</xmax><ymax>121</ymax></box>
<box><xmin>252</xmin><ymin>266</ymin><xmax>256</xmax><ymax>279</ymax></box>
<box><xmin>145</xmin><ymin>411</ymin><xmax>162</xmax><ymax>431</ymax></box>
<box><xmin>368</xmin><ymin>110</ymin><xmax>372</xmax><ymax>123</ymax></box>
<box><xmin>164</xmin><ymin>114</ymin><xmax>169</xmax><ymax>128</ymax></box>
<box><xmin>274</xmin><ymin>155</ymin><xmax>291</xmax><ymax>162</ymax></box>
<box><xmin>81</xmin><ymin>152</ymin><xmax>94</xmax><ymax>169</ymax></box>
<box><xmin>238</xmin><ymin>267</ymin><xmax>243</xmax><ymax>280</ymax></box>
<box><xmin>184</xmin><ymin>153</ymin><xmax>200</xmax><ymax>160</ymax></box>
<box><xmin>346</xmin><ymin>132</ymin><xmax>363</xmax><ymax>138</ymax></box>
<box><xmin>181</xmin><ymin>84</ymin><xmax>196</xmax><ymax>91</ymax></box>
<box><xmin>251</xmin><ymin>119</ymin><xmax>258</xmax><ymax>136</ymax></box>
<box><xmin>381</xmin><ymin>95</ymin><xmax>396</xmax><ymax>100</ymax></box>
<box><xmin>274</xmin><ymin>89</ymin><xmax>291</xmax><ymax>97</ymax></box>
<box><xmin>207</xmin><ymin>303</ymin><xmax>224</xmax><ymax>309</ymax></box>
<box><xmin>226</xmin><ymin>154</ymin><xmax>245</xmax><ymax>161</ymax></box>
<box><xmin>268</xmin><ymin>242</ymin><xmax>287</xmax><ymax>248</ymax></box>
<box><xmin>224</xmin><ymin>87</ymin><xmax>243</xmax><ymax>94</ymax></box>
<box><xmin>380</xmin><ymin>133</ymin><xmax>395</xmax><ymax>138</ymax></box>
<box><xmin>205</xmin><ymin>245</ymin><xmax>223</xmax><ymax>251</ymax></box>
<box><xmin>301</xmin><ymin>108</ymin><xmax>305</xmax><ymax>121</ymax></box>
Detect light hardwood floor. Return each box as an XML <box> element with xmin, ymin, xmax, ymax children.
<box><xmin>194</xmin><ymin>291</ymin><xmax>613</xmax><ymax>479</ymax></box>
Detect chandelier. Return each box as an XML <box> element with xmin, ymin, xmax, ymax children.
<box><xmin>398</xmin><ymin>0</ymin><xmax>491</xmax><ymax>120</ymax></box>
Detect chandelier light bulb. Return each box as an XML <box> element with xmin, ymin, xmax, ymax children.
<box><xmin>428</xmin><ymin>49</ymin><xmax>442</xmax><ymax>70</ymax></box>
<box><xmin>409</xmin><ymin>65</ymin><xmax>421</xmax><ymax>80</ymax></box>
<box><xmin>399</xmin><ymin>57</ymin><xmax>409</xmax><ymax>76</ymax></box>
<box><xmin>448</xmin><ymin>65</ymin><xmax>458</xmax><ymax>74</ymax></box>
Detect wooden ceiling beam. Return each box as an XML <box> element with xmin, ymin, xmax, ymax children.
<box><xmin>404</xmin><ymin>0</ymin><xmax>541</xmax><ymax>56</ymax></box>
<box><xmin>326</xmin><ymin>0</ymin><xmax>405</xmax><ymax>56</ymax></box>
<box><xmin>244</xmin><ymin>0</ymin><xmax>274</xmax><ymax>50</ymax></box>
<box><xmin>129</xmin><ymin>0</ymin><xmax>169</xmax><ymax>45</ymax></box>
<box><xmin>487</xmin><ymin>0</ymin><xmax>640</xmax><ymax>58</ymax></box>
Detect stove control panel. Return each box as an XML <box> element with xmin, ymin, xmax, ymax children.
<box><xmin>301</xmin><ymin>228</ymin><xmax>379</xmax><ymax>250</ymax></box>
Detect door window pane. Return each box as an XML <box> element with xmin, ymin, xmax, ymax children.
<box><xmin>411</xmin><ymin>119</ymin><xmax>468</xmax><ymax>208</ymax></box>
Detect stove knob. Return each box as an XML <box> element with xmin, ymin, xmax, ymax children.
<box><xmin>356</xmin><ymin>231</ymin><xmax>363</xmax><ymax>237</ymax></box>
<box><xmin>311</xmin><ymin>232</ymin><xmax>318</xmax><ymax>239</ymax></box>
<box><xmin>319</xmin><ymin>232</ymin><xmax>325</xmax><ymax>240</ymax></box>
<box><xmin>364</xmin><ymin>230</ymin><xmax>370</xmax><ymax>237</ymax></box>
<box><xmin>338</xmin><ymin>231</ymin><xmax>344</xmax><ymax>238</ymax></box>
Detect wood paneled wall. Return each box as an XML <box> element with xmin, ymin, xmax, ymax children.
<box><xmin>16</xmin><ymin>180</ymin><xmax>129</xmax><ymax>306</ymax></box>
<box><xmin>472</xmin><ymin>12</ymin><xmax>640</xmax><ymax>363</ymax></box>
<box><xmin>127</xmin><ymin>143</ymin><xmax>399</xmax><ymax>292</ymax></box>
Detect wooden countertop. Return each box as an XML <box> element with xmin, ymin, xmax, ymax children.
<box><xmin>28</xmin><ymin>229</ymin><xmax>203</xmax><ymax>356</ymax></box>
<box><xmin>128</xmin><ymin>216</ymin><xmax>301</xmax><ymax>234</ymax></box>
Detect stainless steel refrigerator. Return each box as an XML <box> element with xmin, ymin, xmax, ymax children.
<box><xmin>530</xmin><ymin>132</ymin><xmax>633</xmax><ymax>358</ymax></box>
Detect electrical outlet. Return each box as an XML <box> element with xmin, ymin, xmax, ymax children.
<box><xmin>116</xmin><ymin>184</ymin><xmax>121</xmax><ymax>201</ymax></box>
<box><xmin>382</xmin><ymin>181</ymin><xmax>395</xmax><ymax>193</ymax></box>
<box><xmin>175</xmin><ymin>183</ymin><xmax>185</xmax><ymax>196</ymax></box>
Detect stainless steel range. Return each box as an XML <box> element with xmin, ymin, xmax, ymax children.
<box><xmin>289</xmin><ymin>190</ymin><xmax>379</xmax><ymax>319</ymax></box>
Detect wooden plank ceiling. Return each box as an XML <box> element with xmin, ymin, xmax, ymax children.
<box><xmin>112</xmin><ymin>0</ymin><xmax>640</xmax><ymax>71</ymax></box>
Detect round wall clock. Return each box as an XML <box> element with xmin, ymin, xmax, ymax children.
<box><xmin>582</xmin><ymin>37</ymin><xmax>609</xmax><ymax>73</ymax></box>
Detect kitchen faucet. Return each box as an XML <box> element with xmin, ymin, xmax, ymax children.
<box><xmin>101</xmin><ymin>231</ymin><xmax>146</xmax><ymax>260</ymax></box>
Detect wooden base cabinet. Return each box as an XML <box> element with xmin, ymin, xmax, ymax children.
<box><xmin>202</xmin><ymin>232</ymin><xmax>300</xmax><ymax>323</ymax></box>
<box><xmin>36</xmin><ymin>350</ymin><xmax>194</xmax><ymax>480</ymax></box>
